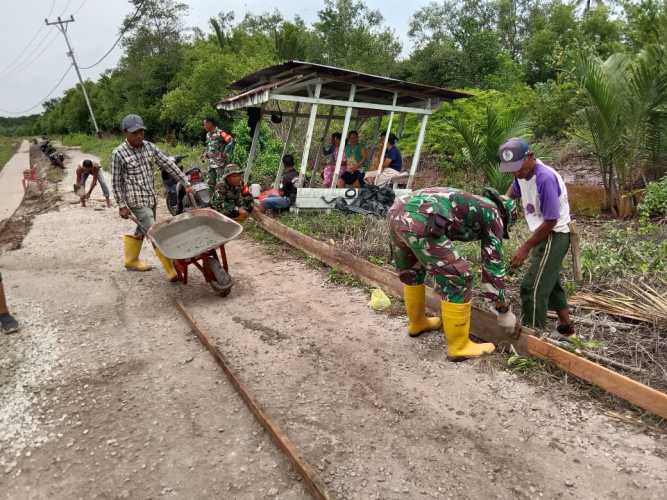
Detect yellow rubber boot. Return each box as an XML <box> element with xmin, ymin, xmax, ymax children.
<box><xmin>155</xmin><ymin>247</ymin><xmax>178</xmax><ymax>282</ymax></box>
<box><xmin>123</xmin><ymin>235</ymin><xmax>152</xmax><ymax>272</ymax></box>
<box><xmin>442</xmin><ymin>301</ymin><xmax>495</xmax><ymax>361</ymax></box>
<box><xmin>404</xmin><ymin>284</ymin><xmax>442</xmax><ymax>337</ymax></box>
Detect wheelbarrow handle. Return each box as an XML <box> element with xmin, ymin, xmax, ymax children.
<box><xmin>127</xmin><ymin>214</ymin><xmax>150</xmax><ymax>235</ymax></box>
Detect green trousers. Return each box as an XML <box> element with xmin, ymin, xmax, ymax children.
<box><xmin>520</xmin><ymin>232</ymin><xmax>570</xmax><ymax>328</ymax></box>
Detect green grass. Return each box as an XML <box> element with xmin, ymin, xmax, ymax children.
<box><xmin>0</xmin><ymin>136</ymin><xmax>19</xmax><ymax>171</ymax></box>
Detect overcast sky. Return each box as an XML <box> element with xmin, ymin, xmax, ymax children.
<box><xmin>0</xmin><ymin>0</ymin><xmax>425</xmax><ymax>117</ymax></box>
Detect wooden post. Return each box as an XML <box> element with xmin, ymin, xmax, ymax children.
<box><xmin>407</xmin><ymin>103</ymin><xmax>430</xmax><ymax>189</ymax></box>
<box><xmin>308</xmin><ymin>105</ymin><xmax>334</xmax><ymax>188</ymax></box>
<box><xmin>244</xmin><ymin>111</ymin><xmax>262</xmax><ymax>184</ymax></box>
<box><xmin>330</xmin><ymin>84</ymin><xmax>356</xmax><ymax>190</ymax></box>
<box><xmin>375</xmin><ymin>93</ymin><xmax>398</xmax><ymax>174</ymax></box>
<box><xmin>273</xmin><ymin>102</ymin><xmax>300</xmax><ymax>189</ymax></box>
<box><xmin>297</xmin><ymin>83</ymin><xmax>322</xmax><ymax>188</ymax></box>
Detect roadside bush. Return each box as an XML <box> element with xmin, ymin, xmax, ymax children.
<box><xmin>580</xmin><ymin>222</ymin><xmax>667</xmax><ymax>279</ymax></box>
<box><xmin>639</xmin><ymin>175</ymin><xmax>667</xmax><ymax>221</ymax></box>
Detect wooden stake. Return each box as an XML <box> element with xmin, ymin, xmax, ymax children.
<box><xmin>569</xmin><ymin>221</ymin><xmax>583</xmax><ymax>282</ymax></box>
<box><xmin>252</xmin><ymin>212</ymin><xmax>667</xmax><ymax>420</ymax></box>
<box><xmin>175</xmin><ymin>300</ymin><xmax>331</xmax><ymax>500</ymax></box>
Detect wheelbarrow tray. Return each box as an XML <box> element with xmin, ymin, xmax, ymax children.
<box><xmin>147</xmin><ymin>208</ymin><xmax>243</xmax><ymax>260</ymax></box>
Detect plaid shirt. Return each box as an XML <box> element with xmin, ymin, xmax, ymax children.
<box><xmin>111</xmin><ymin>140</ymin><xmax>188</xmax><ymax>209</ymax></box>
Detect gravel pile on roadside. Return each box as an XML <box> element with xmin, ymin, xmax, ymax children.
<box><xmin>0</xmin><ymin>300</ymin><xmax>63</xmax><ymax>473</ymax></box>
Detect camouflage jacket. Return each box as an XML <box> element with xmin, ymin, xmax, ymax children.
<box><xmin>391</xmin><ymin>187</ymin><xmax>505</xmax><ymax>243</ymax></box>
<box><xmin>210</xmin><ymin>180</ymin><xmax>254</xmax><ymax>219</ymax></box>
<box><xmin>206</xmin><ymin>127</ymin><xmax>226</xmax><ymax>158</ymax></box>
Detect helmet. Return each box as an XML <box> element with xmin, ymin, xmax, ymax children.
<box><xmin>221</xmin><ymin>163</ymin><xmax>244</xmax><ymax>180</ymax></box>
<box><xmin>483</xmin><ymin>187</ymin><xmax>518</xmax><ymax>239</ymax></box>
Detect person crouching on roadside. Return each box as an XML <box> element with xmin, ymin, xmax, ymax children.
<box><xmin>210</xmin><ymin>164</ymin><xmax>254</xmax><ymax>222</ymax></box>
<box><xmin>75</xmin><ymin>159</ymin><xmax>112</xmax><ymax>208</ymax></box>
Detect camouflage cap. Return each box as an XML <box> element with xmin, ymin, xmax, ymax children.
<box><xmin>221</xmin><ymin>163</ymin><xmax>243</xmax><ymax>180</ymax></box>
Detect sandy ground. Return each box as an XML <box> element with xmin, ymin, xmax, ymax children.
<box><xmin>0</xmin><ymin>140</ymin><xmax>29</xmax><ymax>222</ymax></box>
<box><xmin>0</xmin><ymin>146</ymin><xmax>665</xmax><ymax>499</ymax></box>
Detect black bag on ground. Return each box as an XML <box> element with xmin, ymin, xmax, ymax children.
<box><xmin>324</xmin><ymin>185</ymin><xmax>396</xmax><ymax>217</ymax></box>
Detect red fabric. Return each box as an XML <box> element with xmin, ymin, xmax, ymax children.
<box><xmin>258</xmin><ymin>188</ymin><xmax>280</xmax><ymax>201</ymax></box>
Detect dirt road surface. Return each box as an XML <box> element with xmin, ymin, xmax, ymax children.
<box><xmin>0</xmin><ymin>140</ymin><xmax>29</xmax><ymax>222</ymax></box>
<box><xmin>1</xmin><ymin>147</ymin><xmax>665</xmax><ymax>499</ymax></box>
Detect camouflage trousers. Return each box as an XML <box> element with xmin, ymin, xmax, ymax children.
<box><xmin>207</xmin><ymin>159</ymin><xmax>225</xmax><ymax>190</ymax></box>
<box><xmin>389</xmin><ymin>210</ymin><xmax>507</xmax><ymax>305</ymax></box>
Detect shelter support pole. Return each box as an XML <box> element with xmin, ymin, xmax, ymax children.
<box><xmin>298</xmin><ymin>83</ymin><xmax>322</xmax><ymax>187</ymax></box>
<box><xmin>273</xmin><ymin>102</ymin><xmax>300</xmax><ymax>189</ymax></box>
<box><xmin>366</xmin><ymin>115</ymin><xmax>383</xmax><ymax>168</ymax></box>
<box><xmin>330</xmin><ymin>84</ymin><xmax>356</xmax><ymax>190</ymax></box>
<box><xmin>396</xmin><ymin>112</ymin><xmax>406</xmax><ymax>139</ymax></box>
<box><xmin>407</xmin><ymin>111</ymin><xmax>429</xmax><ymax>189</ymax></box>
<box><xmin>244</xmin><ymin>112</ymin><xmax>262</xmax><ymax>183</ymax></box>
<box><xmin>309</xmin><ymin>105</ymin><xmax>335</xmax><ymax>187</ymax></box>
<box><xmin>375</xmin><ymin>93</ymin><xmax>399</xmax><ymax>174</ymax></box>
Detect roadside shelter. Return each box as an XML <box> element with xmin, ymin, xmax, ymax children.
<box><xmin>217</xmin><ymin>61</ymin><xmax>469</xmax><ymax>206</ymax></box>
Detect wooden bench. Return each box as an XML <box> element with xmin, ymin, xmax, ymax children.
<box><xmin>294</xmin><ymin>187</ymin><xmax>412</xmax><ymax>210</ymax></box>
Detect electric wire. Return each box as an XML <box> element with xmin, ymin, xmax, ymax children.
<box><xmin>79</xmin><ymin>1</ymin><xmax>145</xmax><ymax>70</ymax></box>
<box><xmin>0</xmin><ymin>64</ymin><xmax>74</xmax><ymax>115</ymax></box>
<box><xmin>0</xmin><ymin>0</ymin><xmax>57</xmax><ymax>78</ymax></box>
<box><xmin>0</xmin><ymin>0</ymin><xmax>74</xmax><ymax>79</ymax></box>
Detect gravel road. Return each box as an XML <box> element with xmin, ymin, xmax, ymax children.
<box><xmin>0</xmin><ymin>146</ymin><xmax>665</xmax><ymax>499</ymax></box>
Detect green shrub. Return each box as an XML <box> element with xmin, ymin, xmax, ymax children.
<box><xmin>639</xmin><ymin>176</ymin><xmax>667</xmax><ymax>221</ymax></box>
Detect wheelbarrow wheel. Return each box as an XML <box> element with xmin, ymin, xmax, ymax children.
<box><xmin>206</xmin><ymin>255</ymin><xmax>233</xmax><ymax>297</ymax></box>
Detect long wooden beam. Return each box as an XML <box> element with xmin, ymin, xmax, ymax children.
<box><xmin>252</xmin><ymin>212</ymin><xmax>667</xmax><ymax>420</ymax></box>
<box><xmin>175</xmin><ymin>300</ymin><xmax>331</xmax><ymax>500</ymax></box>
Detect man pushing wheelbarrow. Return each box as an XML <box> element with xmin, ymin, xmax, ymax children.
<box><xmin>111</xmin><ymin>114</ymin><xmax>193</xmax><ymax>281</ymax></box>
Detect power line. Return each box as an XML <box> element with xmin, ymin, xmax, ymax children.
<box><xmin>73</xmin><ymin>0</ymin><xmax>89</xmax><ymax>15</ymax></box>
<box><xmin>79</xmin><ymin>1</ymin><xmax>145</xmax><ymax>70</ymax></box>
<box><xmin>0</xmin><ymin>0</ymin><xmax>74</xmax><ymax>79</ymax></box>
<box><xmin>0</xmin><ymin>0</ymin><xmax>57</xmax><ymax>78</ymax></box>
<box><xmin>0</xmin><ymin>64</ymin><xmax>73</xmax><ymax>116</ymax></box>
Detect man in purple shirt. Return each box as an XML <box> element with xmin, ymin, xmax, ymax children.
<box><xmin>499</xmin><ymin>138</ymin><xmax>574</xmax><ymax>336</ymax></box>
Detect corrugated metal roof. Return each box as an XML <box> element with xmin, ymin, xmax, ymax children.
<box><xmin>217</xmin><ymin>60</ymin><xmax>470</xmax><ymax>111</ymax></box>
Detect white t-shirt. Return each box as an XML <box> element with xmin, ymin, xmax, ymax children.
<box><xmin>511</xmin><ymin>160</ymin><xmax>570</xmax><ymax>233</ymax></box>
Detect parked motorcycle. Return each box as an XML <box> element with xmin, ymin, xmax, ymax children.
<box><xmin>49</xmin><ymin>152</ymin><xmax>65</xmax><ymax>169</ymax></box>
<box><xmin>162</xmin><ymin>157</ymin><xmax>210</xmax><ymax>215</ymax></box>
<box><xmin>178</xmin><ymin>164</ymin><xmax>211</xmax><ymax>212</ymax></box>
<box><xmin>162</xmin><ymin>155</ymin><xmax>186</xmax><ymax>216</ymax></box>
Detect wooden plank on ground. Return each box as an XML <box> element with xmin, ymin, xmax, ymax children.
<box><xmin>252</xmin><ymin>212</ymin><xmax>667</xmax><ymax>420</ymax></box>
<box><xmin>175</xmin><ymin>301</ymin><xmax>331</xmax><ymax>500</ymax></box>
<box><xmin>527</xmin><ymin>336</ymin><xmax>667</xmax><ymax>419</ymax></box>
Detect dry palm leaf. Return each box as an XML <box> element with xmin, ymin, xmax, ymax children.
<box><xmin>570</xmin><ymin>281</ymin><xmax>667</xmax><ymax>327</ymax></box>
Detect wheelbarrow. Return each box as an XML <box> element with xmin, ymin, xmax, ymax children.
<box><xmin>146</xmin><ymin>208</ymin><xmax>243</xmax><ymax>296</ymax></box>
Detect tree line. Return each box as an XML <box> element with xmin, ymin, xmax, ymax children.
<box><xmin>2</xmin><ymin>0</ymin><xmax>667</xmax><ymax>208</ymax></box>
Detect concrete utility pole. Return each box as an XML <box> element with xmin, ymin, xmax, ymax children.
<box><xmin>45</xmin><ymin>15</ymin><xmax>100</xmax><ymax>135</ymax></box>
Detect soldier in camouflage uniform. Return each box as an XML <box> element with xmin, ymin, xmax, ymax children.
<box><xmin>203</xmin><ymin>117</ymin><xmax>234</xmax><ymax>190</ymax></box>
<box><xmin>388</xmin><ymin>187</ymin><xmax>518</xmax><ymax>360</ymax></box>
<box><xmin>210</xmin><ymin>164</ymin><xmax>254</xmax><ymax>221</ymax></box>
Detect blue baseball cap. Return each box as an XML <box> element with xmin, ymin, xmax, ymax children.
<box><xmin>498</xmin><ymin>138</ymin><xmax>529</xmax><ymax>173</ymax></box>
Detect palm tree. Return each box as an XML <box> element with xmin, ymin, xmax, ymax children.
<box><xmin>449</xmin><ymin>106</ymin><xmax>531</xmax><ymax>193</ymax></box>
<box><xmin>574</xmin><ymin>46</ymin><xmax>667</xmax><ymax>212</ymax></box>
